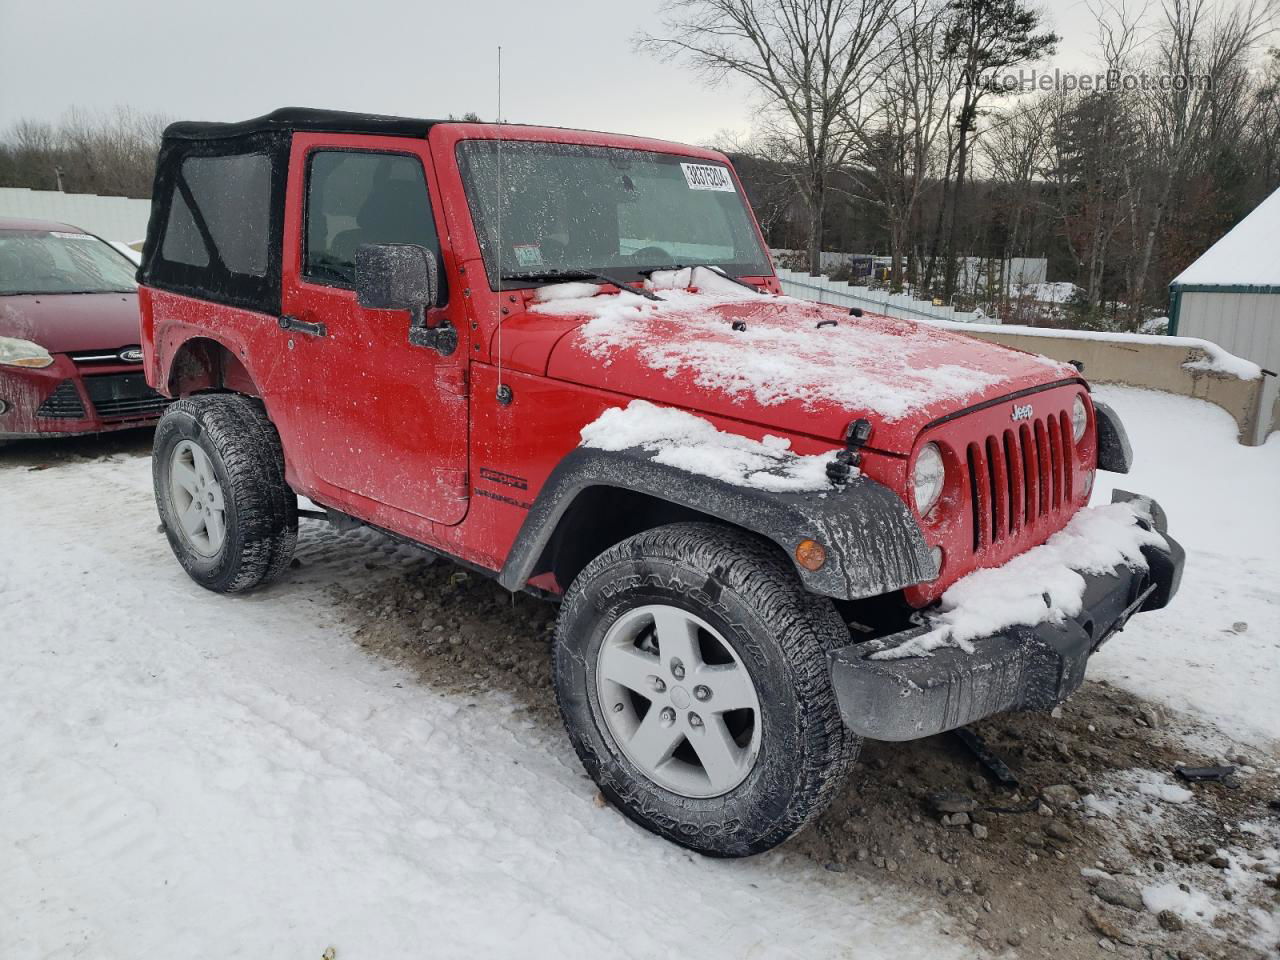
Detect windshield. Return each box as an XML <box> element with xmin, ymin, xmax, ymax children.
<box><xmin>0</xmin><ymin>229</ymin><xmax>138</xmax><ymax>296</ymax></box>
<box><xmin>456</xmin><ymin>140</ymin><xmax>772</xmax><ymax>287</ymax></box>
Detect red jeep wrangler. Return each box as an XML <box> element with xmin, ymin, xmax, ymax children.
<box><xmin>138</xmin><ymin>108</ymin><xmax>1183</xmax><ymax>856</ymax></box>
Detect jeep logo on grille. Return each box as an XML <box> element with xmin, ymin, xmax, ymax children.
<box><xmin>118</xmin><ymin>347</ymin><xmax>144</xmax><ymax>363</ymax></box>
<box><xmin>1011</xmin><ymin>403</ymin><xmax>1034</xmax><ymax>422</ymax></box>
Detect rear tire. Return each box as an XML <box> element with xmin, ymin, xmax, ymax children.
<box><xmin>153</xmin><ymin>394</ymin><xmax>297</xmax><ymax>593</ymax></box>
<box><xmin>553</xmin><ymin>522</ymin><xmax>859</xmax><ymax>856</ymax></box>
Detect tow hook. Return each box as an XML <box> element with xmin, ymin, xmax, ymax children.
<box><xmin>827</xmin><ymin>418</ymin><xmax>872</xmax><ymax>484</ymax></box>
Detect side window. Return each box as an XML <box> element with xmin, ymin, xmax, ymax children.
<box><xmin>165</xmin><ymin>153</ymin><xmax>271</xmax><ymax>274</ymax></box>
<box><xmin>304</xmin><ymin>151</ymin><xmax>445</xmax><ymax>302</ymax></box>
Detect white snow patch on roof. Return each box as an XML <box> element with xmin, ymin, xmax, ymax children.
<box><xmin>536</xmin><ymin>286</ymin><xmax>1011</xmax><ymax>421</ymax></box>
<box><xmin>873</xmin><ymin>501</ymin><xmax>1165</xmax><ymax>659</ymax></box>
<box><xmin>580</xmin><ymin>399</ymin><xmax>842</xmax><ymax>492</ymax></box>
<box><xmin>1173</xmin><ymin>186</ymin><xmax>1280</xmax><ymax>286</ymax></box>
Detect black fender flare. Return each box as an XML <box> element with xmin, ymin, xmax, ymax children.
<box><xmin>1093</xmin><ymin>399</ymin><xmax>1132</xmax><ymax>473</ymax></box>
<box><xmin>498</xmin><ymin>447</ymin><xmax>935</xmax><ymax>601</ymax></box>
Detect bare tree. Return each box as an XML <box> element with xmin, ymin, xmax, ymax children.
<box><xmin>979</xmin><ymin>94</ymin><xmax>1053</xmax><ymax>309</ymax></box>
<box><xmin>0</xmin><ymin>106</ymin><xmax>168</xmax><ymax>198</ymax></box>
<box><xmin>1125</xmin><ymin>0</ymin><xmax>1278</xmax><ymax>313</ymax></box>
<box><xmin>853</xmin><ymin>0</ymin><xmax>960</xmax><ymax>289</ymax></box>
<box><xmin>639</xmin><ymin>0</ymin><xmax>903</xmax><ymax>273</ymax></box>
<box><xmin>938</xmin><ymin>0</ymin><xmax>1058</xmax><ymax>300</ymax></box>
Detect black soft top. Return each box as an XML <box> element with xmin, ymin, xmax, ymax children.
<box><xmin>163</xmin><ymin>107</ymin><xmax>440</xmax><ymax>142</ymax></box>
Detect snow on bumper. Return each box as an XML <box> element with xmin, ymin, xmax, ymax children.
<box><xmin>828</xmin><ymin>492</ymin><xmax>1185</xmax><ymax>741</ymax></box>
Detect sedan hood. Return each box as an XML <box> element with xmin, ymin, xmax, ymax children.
<box><xmin>536</xmin><ymin>286</ymin><xmax>1080</xmax><ymax>455</ymax></box>
<box><xmin>0</xmin><ymin>292</ymin><xmax>141</xmax><ymax>354</ymax></box>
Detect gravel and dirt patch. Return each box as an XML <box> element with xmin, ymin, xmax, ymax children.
<box><xmin>335</xmin><ymin>544</ymin><xmax>1280</xmax><ymax>960</ymax></box>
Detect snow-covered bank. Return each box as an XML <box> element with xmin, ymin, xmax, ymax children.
<box><xmin>1088</xmin><ymin>386</ymin><xmax>1280</xmax><ymax>748</ymax></box>
<box><xmin>0</xmin><ymin>450</ymin><xmax>964</xmax><ymax>959</ymax></box>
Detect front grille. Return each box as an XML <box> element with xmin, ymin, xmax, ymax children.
<box><xmin>965</xmin><ymin>410</ymin><xmax>1074</xmax><ymax>552</ymax></box>
<box><xmin>35</xmin><ymin>380</ymin><xmax>87</xmax><ymax>419</ymax></box>
<box><xmin>83</xmin><ymin>373</ymin><xmax>171</xmax><ymax>420</ymax></box>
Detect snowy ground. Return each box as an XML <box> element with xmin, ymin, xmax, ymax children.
<box><xmin>0</xmin><ymin>450</ymin><xmax>964</xmax><ymax>957</ymax></box>
<box><xmin>1088</xmin><ymin>386</ymin><xmax>1280</xmax><ymax>749</ymax></box>
<box><xmin>1</xmin><ymin>385</ymin><xmax>1276</xmax><ymax>959</ymax></box>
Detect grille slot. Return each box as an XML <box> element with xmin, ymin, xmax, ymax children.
<box><xmin>967</xmin><ymin>410</ymin><xmax>1072</xmax><ymax>553</ymax></box>
<box><xmin>35</xmin><ymin>380</ymin><xmax>87</xmax><ymax>419</ymax></box>
<box><xmin>83</xmin><ymin>373</ymin><xmax>171</xmax><ymax>420</ymax></box>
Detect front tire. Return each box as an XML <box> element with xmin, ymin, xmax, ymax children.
<box><xmin>553</xmin><ymin>522</ymin><xmax>859</xmax><ymax>856</ymax></box>
<box><xmin>153</xmin><ymin>394</ymin><xmax>297</xmax><ymax>593</ymax></box>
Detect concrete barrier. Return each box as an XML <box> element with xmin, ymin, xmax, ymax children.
<box><xmin>945</xmin><ymin>327</ymin><xmax>1273</xmax><ymax>445</ymax></box>
<box><xmin>776</xmin><ymin>272</ymin><xmax>1274</xmax><ymax>444</ymax></box>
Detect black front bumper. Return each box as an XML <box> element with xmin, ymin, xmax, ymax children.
<box><xmin>829</xmin><ymin>492</ymin><xmax>1185</xmax><ymax>742</ymax></box>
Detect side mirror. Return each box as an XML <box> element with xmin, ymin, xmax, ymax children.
<box><xmin>354</xmin><ymin>242</ymin><xmax>437</xmax><ymax>311</ymax></box>
<box><xmin>354</xmin><ymin>243</ymin><xmax>455</xmax><ymax>355</ymax></box>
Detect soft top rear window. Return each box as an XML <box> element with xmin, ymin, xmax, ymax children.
<box><xmin>140</xmin><ymin>131</ymin><xmax>286</xmax><ymax>314</ymax></box>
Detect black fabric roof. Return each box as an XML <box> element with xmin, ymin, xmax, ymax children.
<box><xmin>163</xmin><ymin>107</ymin><xmax>440</xmax><ymax>141</ymax></box>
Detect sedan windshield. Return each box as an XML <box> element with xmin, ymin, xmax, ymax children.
<box><xmin>456</xmin><ymin>140</ymin><xmax>772</xmax><ymax>287</ymax></box>
<box><xmin>0</xmin><ymin>229</ymin><xmax>138</xmax><ymax>296</ymax></box>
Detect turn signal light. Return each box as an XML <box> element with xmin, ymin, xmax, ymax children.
<box><xmin>795</xmin><ymin>539</ymin><xmax>826</xmax><ymax>571</ymax></box>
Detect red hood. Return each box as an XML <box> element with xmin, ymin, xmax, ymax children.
<box><xmin>527</xmin><ymin>288</ymin><xmax>1080</xmax><ymax>455</ymax></box>
<box><xmin>0</xmin><ymin>292</ymin><xmax>141</xmax><ymax>354</ymax></box>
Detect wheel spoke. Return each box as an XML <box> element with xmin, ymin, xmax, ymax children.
<box><xmin>191</xmin><ymin>446</ymin><xmax>215</xmax><ymax>486</ymax></box>
<box><xmin>179</xmin><ymin>500</ymin><xmax>204</xmax><ymax>536</ymax></box>
<box><xmin>204</xmin><ymin>482</ymin><xmax>225</xmax><ymax>511</ymax></box>
<box><xmin>651</xmin><ymin>607</ymin><xmax>702</xmax><ymax>672</ymax></box>
<box><xmin>627</xmin><ymin>706</ymin><xmax>683</xmax><ymax>771</ymax></box>
<box><xmin>697</xmin><ymin>663</ymin><xmax>757</xmax><ymax>713</ymax></box>
<box><xmin>599</xmin><ymin>643</ymin><xmax>661</xmax><ymax>696</ymax></box>
<box><xmin>204</xmin><ymin>508</ymin><xmax>225</xmax><ymax>549</ymax></box>
<box><xmin>688</xmin><ymin>714</ymin><xmax>744</xmax><ymax>792</ymax></box>
<box><xmin>170</xmin><ymin>459</ymin><xmax>199</xmax><ymax>496</ymax></box>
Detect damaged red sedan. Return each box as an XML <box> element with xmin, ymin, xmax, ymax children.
<box><xmin>0</xmin><ymin>217</ymin><xmax>170</xmax><ymax>440</ymax></box>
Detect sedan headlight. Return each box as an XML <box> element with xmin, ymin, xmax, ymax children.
<box><xmin>913</xmin><ymin>442</ymin><xmax>946</xmax><ymax>516</ymax></box>
<box><xmin>0</xmin><ymin>337</ymin><xmax>54</xmax><ymax>369</ymax></box>
<box><xmin>1071</xmin><ymin>395</ymin><xmax>1088</xmax><ymax>444</ymax></box>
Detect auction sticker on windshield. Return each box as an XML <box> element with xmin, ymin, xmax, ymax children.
<box><xmin>680</xmin><ymin>163</ymin><xmax>735</xmax><ymax>192</ymax></box>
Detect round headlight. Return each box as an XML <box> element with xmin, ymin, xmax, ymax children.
<box><xmin>0</xmin><ymin>336</ymin><xmax>54</xmax><ymax>369</ymax></box>
<box><xmin>1071</xmin><ymin>395</ymin><xmax>1088</xmax><ymax>444</ymax></box>
<box><xmin>912</xmin><ymin>442</ymin><xmax>946</xmax><ymax>516</ymax></box>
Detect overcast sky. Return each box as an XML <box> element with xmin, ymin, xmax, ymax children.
<box><xmin>0</xmin><ymin>0</ymin><xmax>1100</xmax><ymax>145</ymax></box>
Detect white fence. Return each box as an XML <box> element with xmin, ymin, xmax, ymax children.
<box><xmin>775</xmin><ymin>269</ymin><xmax>994</xmax><ymax>325</ymax></box>
<box><xmin>771</xmin><ymin>251</ymin><xmax>1047</xmax><ymax>288</ymax></box>
<box><xmin>0</xmin><ymin>188</ymin><xmax>151</xmax><ymax>243</ymax></box>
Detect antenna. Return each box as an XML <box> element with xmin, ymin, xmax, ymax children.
<box><xmin>495</xmin><ymin>44</ymin><xmax>506</xmax><ymax>405</ymax></box>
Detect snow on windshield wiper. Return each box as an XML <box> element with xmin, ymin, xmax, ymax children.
<box><xmin>638</xmin><ymin>264</ymin><xmax>762</xmax><ymax>294</ymax></box>
<box><xmin>500</xmin><ymin>268</ymin><xmax>662</xmax><ymax>301</ymax></box>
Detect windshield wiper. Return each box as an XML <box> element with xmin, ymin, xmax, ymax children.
<box><xmin>500</xmin><ymin>268</ymin><xmax>662</xmax><ymax>301</ymax></box>
<box><xmin>637</xmin><ymin>264</ymin><xmax>762</xmax><ymax>294</ymax></box>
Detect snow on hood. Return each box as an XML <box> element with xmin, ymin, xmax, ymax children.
<box><xmin>580</xmin><ymin>399</ymin><xmax>844</xmax><ymax>492</ymax></box>
<box><xmin>536</xmin><ymin>276</ymin><xmax>1077</xmax><ymax>452</ymax></box>
<box><xmin>872</xmin><ymin>501</ymin><xmax>1166</xmax><ymax>660</ymax></box>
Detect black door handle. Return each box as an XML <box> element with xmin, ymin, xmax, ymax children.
<box><xmin>279</xmin><ymin>315</ymin><xmax>327</xmax><ymax>337</ymax></box>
